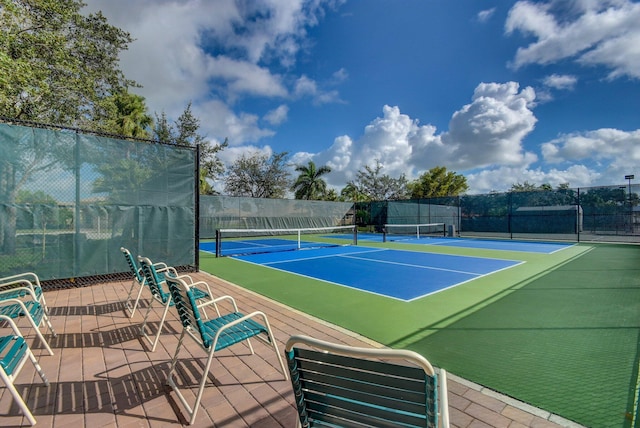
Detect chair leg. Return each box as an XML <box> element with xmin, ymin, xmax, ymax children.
<box><xmin>140</xmin><ymin>298</ymin><xmax>171</xmax><ymax>352</ymax></box>
<box><xmin>125</xmin><ymin>279</ymin><xmax>145</xmax><ymax>318</ymax></box>
<box><xmin>0</xmin><ymin>347</ymin><xmax>48</xmax><ymax>426</ymax></box>
<box><xmin>189</xmin><ymin>346</ymin><xmax>218</xmax><ymax>425</ymax></box>
<box><xmin>261</xmin><ymin>316</ymin><xmax>288</xmax><ymax>380</ymax></box>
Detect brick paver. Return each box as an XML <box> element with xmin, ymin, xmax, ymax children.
<box><xmin>0</xmin><ymin>272</ymin><xmax>584</xmax><ymax>427</ymax></box>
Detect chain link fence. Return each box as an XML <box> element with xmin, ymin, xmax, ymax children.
<box><xmin>0</xmin><ymin>119</ymin><xmax>197</xmax><ymax>287</ymax></box>
<box><xmin>360</xmin><ymin>185</ymin><xmax>640</xmax><ymax>243</ymax></box>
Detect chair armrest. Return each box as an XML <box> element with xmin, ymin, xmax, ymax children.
<box><xmin>199</xmin><ymin>295</ymin><xmax>239</xmax><ymax>312</ymax></box>
<box><xmin>0</xmin><ymin>272</ymin><xmax>40</xmax><ymax>287</ymax></box>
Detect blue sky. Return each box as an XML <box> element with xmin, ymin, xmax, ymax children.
<box><xmin>83</xmin><ymin>0</ymin><xmax>640</xmax><ymax>194</ymax></box>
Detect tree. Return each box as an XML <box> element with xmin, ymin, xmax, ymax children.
<box><xmin>340</xmin><ymin>183</ymin><xmax>367</xmax><ymax>202</ymax></box>
<box><xmin>153</xmin><ymin>103</ymin><xmax>228</xmax><ymax>194</ymax></box>
<box><xmin>224</xmin><ymin>151</ymin><xmax>290</xmax><ymax>198</ymax></box>
<box><xmin>407</xmin><ymin>166</ymin><xmax>468</xmax><ymax>199</ymax></box>
<box><xmin>108</xmin><ymin>91</ymin><xmax>153</xmax><ymax>139</ymax></box>
<box><xmin>0</xmin><ymin>0</ymin><xmax>135</xmax><ymax>128</ymax></box>
<box><xmin>291</xmin><ymin>161</ymin><xmax>332</xmax><ymax>200</ymax></box>
<box><xmin>350</xmin><ymin>160</ymin><xmax>408</xmax><ymax>201</ymax></box>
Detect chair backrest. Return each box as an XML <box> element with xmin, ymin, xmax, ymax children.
<box><xmin>165</xmin><ymin>276</ymin><xmax>207</xmax><ymax>345</ymax></box>
<box><xmin>285</xmin><ymin>335</ymin><xmax>448</xmax><ymax>428</ymax></box>
<box><xmin>121</xmin><ymin>247</ymin><xmax>144</xmax><ymax>284</ymax></box>
<box><xmin>138</xmin><ymin>257</ymin><xmax>170</xmax><ymax>303</ymax></box>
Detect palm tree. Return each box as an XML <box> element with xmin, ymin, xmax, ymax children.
<box><xmin>291</xmin><ymin>161</ymin><xmax>332</xmax><ymax>200</ymax></box>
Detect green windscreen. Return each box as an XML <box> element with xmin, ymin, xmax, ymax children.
<box><xmin>0</xmin><ymin>121</ymin><xmax>197</xmax><ymax>283</ymax></box>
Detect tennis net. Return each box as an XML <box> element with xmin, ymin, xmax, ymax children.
<box><xmin>214</xmin><ymin>225</ymin><xmax>357</xmax><ymax>257</ymax></box>
<box><xmin>383</xmin><ymin>223</ymin><xmax>446</xmax><ymax>242</ymax></box>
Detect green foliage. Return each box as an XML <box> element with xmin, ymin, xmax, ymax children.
<box><xmin>107</xmin><ymin>91</ymin><xmax>153</xmax><ymax>138</ymax></box>
<box><xmin>407</xmin><ymin>166</ymin><xmax>468</xmax><ymax>198</ymax></box>
<box><xmin>291</xmin><ymin>161</ymin><xmax>332</xmax><ymax>200</ymax></box>
<box><xmin>0</xmin><ymin>0</ymin><xmax>135</xmax><ymax>127</ymax></box>
<box><xmin>348</xmin><ymin>160</ymin><xmax>408</xmax><ymax>201</ymax></box>
<box><xmin>224</xmin><ymin>151</ymin><xmax>290</xmax><ymax>198</ymax></box>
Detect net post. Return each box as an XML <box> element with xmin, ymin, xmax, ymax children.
<box><xmin>297</xmin><ymin>230</ymin><xmax>301</xmax><ymax>250</ymax></box>
<box><xmin>353</xmin><ymin>225</ymin><xmax>358</xmax><ymax>245</ymax></box>
<box><xmin>382</xmin><ymin>225</ymin><xmax>387</xmax><ymax>243</ymax></box>
<box><xmin>215</xmin><ymin>229</ymin><xmax>221</xmax><ymax>257</ymax></box>
<box><xmin>442</xmin><ymin>222</ymin><xmax>446</xmax><ymax>237</ymax></box>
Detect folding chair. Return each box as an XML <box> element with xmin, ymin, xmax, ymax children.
<box><xmin>0</xmin><ymin>290</ymin><xmax>56</xmax><ymax>356</ymax></box>
<box><xmin>137</xmin><ymin>256</ymin><xmax>211</xmax><ymax>352</ymax></box>
<box><xmin>164</xmin><ymin>275</ymin><xmax>288</xmax><ymax>425</ymax></box>
<box><xmin>0</xmin><ymin>317</ymin><xmax>50</xmax><ymax>426</ymax></box>
<box><xmin>121</xmin><ymin>247</ymin><xmax>175</xmax><ymax>318</ymax></box>
<box><xmin>0</xmin><ymin>272</ymin><xmax>49</xmax><ymax>314</ymax></box>
<box><xmin>285</xmin><ymin>335</ymin><xmax>450</xmax><ymax>428</ymax></box>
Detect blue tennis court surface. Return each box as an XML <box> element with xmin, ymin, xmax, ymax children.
<box><xmin>353</xmin><ymin>234</ymin><xmax>573</xmax><ymax>254</ymax></box>
<box><xmin>231</xmin><ymin>246</ymin><xmax>522</xmax><ymax>301</ymax></box>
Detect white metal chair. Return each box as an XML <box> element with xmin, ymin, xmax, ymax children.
<box><xmin>137</xmin><ymin>256</ymin><xmax>210</xmax><ymax>352</ymax></box>
<box><xmin>164</xmin><ymin>275</ymin><xmax>288</xmax><ymax>425</ymax></box>
<box><xmin>0</xmin><ymin>272</ymin><xmax>49</xmax><ymax>314</ymax></box>
<box><xmin>120</xmin><ymin>247</ymin><xmax>174</xmax><ymax>318</ymax></box>
<box><xmin>285</xmin><ymin>335</ymin><xmax>450</xmax><ymax>428</ymax></box>
<box><xmin>0</xmin><ymin>317</ymin><xmax>50</xmax><ymax>426</ymax></box>
<box><xmin>0</xmin><ymin>290</ymin><xmax>56</xmax><ymax>356</ymax></box>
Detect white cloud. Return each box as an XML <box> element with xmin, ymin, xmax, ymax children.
<box><xmin>442</xmin><ymin>82</ymin><xmax>538</xmax><ymax>169</ymax></box>
<box><xmin>294</xmin><ymin>75</ymin><xmax>344</xmax><ymax>105</ymax></box>
<box><xmin>192</xmin><ymin>100</ymin><xmax>275</xmax><ymax>146</ymax></box>
<box><xmin>82</xmin><ymin>0</ymin><xmax>343</xmax><ymax>141</ymax></box>
<box><xmin>264</xmin><ymin>105</ymin><xmax>290</xmax><ymax>125</ymax></box>
<box><xmin>306</xmin><ymin>82</ymin><xmax>540</xmax><ymax>189</ymax></box>
<box><xmin>465</xmin><ymin>165</ymin><xmax>601</xmax><ymax>194</ymax></box>
<box><xmin>477</xmin><ymin>8</ymin><xmax>496</xmax><ymax>23</ymax></box>
<box><xmin>542</xmin><ymin>74</ymin><xmax>578</xmax><ymax>90</ymax></box>
<box><xmin>542</xmin><ymin>128</ymin><xmax>640</xmax><ymax>166</ymax></box>
<box><xmin>505</xmin><ymin>0</ymin><xmax>640</xmax><ymax>79</ymax></box>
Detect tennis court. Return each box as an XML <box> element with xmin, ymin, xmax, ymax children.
<box><xmin>229</xmin><ymin>246</ymin><xmax>523</xmax><ymax>301</ymax></box>
<box><xmin>199</xmin><ymin>235</ymin><xmax>639</xmax><ymax>428</ymax></box>
<box><xmin>357</xmin><ymin>232</ymin><xmax>575</xmax><ymax>253</ymax></box>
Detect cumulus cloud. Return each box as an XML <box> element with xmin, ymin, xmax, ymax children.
<box><xmin>442</xmin><ymin>82</ymin><xmax>538</xmax><ymax>169</ymax></box>
<box><xmin>465</xmin><ymin>165</ymin><xmax>601</xmax><ymax>194</ymax></box>
<box><xmin>505</xmin><ymin>0</ymin><xmax>640</xmax><ymax>79</ymax></box>
<box><xmin>82</xmin><ymin>0</ymin><xmax>343</xmax><ymax>139</ymax></box>
<box><xmin>308</xmin><ymin>82</ymin><xmax>541</xmax><ymax>189</ymax></box>
<box><xmin>542</xmin><ymin>128</ymin><xmax>640</xmax><ymax>168</ymax></box>
<box><xmin>192</xmin><ymin>99</ymin><xmax>275</xmax><ymax>146</ymax></box>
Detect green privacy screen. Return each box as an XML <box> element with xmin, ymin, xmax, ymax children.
<box><xmin>361</xmin><ymin>186</ymin><xmax>639</xmax><ymax>243</ymax></box>
<box><xmin>0</xmin><ymin>121</ymin><xmax>197</xmax><ymax>284</ymax></box>
<box><xmin>199</xmin><ymin>195</ymin><xmax>354</xmax><ymax>239</ymax></box>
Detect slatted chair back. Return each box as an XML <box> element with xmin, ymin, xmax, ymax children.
<box><xmin>0</xmin><ymin>298</ymin><xmax>56</xmax><ymax>356</ymax></box>
<box><xmin>285</xmin><ymin>335</ymin><xmax>450</xmax><ymax>428</ymax></box>
<box><xmin>121</xmin><ymin>247</ymin><xmax>145</xmax><ymax>285</ymax></box>
<box><xmin>0</xmin><ymin>272</ymin><xmax>49</xmax><ymax>313</ymax></box>
<box><xmin>138</xmin><ymin>256</ymin><xmax>171</xmax><ymax>304</ymax></box>
<box><xmin>166</xmin><ymin>275</ymin><xmax>203</xmax><ymax>340</ymax></box>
